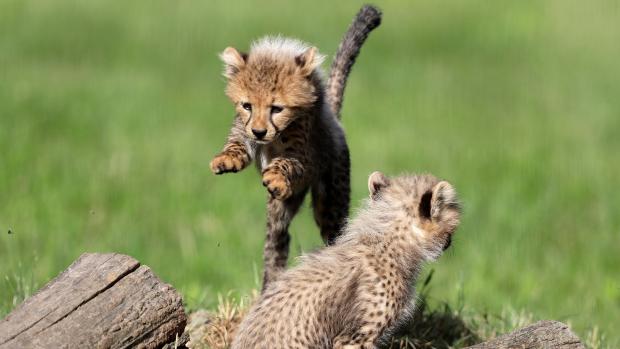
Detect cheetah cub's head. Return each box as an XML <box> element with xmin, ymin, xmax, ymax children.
<box><xmin>368</xmin><ymin>172</ymin><xmax>461</xmax><ymax>259</ymax></box>
<box><xmin>220</xmin><ymin>36</ymin><xmax>325</xmax><ymax>143</ymax></box>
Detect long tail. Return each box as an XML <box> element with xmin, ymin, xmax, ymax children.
<box><xmin>327</xmin><ymin>5</ymin><xmax>382</xmax><ymax>119</ymax></box>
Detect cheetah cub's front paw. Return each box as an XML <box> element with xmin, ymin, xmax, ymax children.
<box><xmin>262</xmin><ymin>168</ymin><xmax>292</xmax><ymax>200</ymax></box>
<box><xmin>210</xmin><ymin>152</ymin><xmax>245</xmax><ymax>175</ymax></box>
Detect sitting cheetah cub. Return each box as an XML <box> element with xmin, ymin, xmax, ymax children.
<box><xmin>232</xmin><ymin>172</ymin><xmax>461</xmax><ymax>349</ymax></box>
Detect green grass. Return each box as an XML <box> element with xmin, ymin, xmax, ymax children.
<box><xmin>0</xmin><ymin>0</ymin><xmax>618</xmax><ymax>345</ymax></box>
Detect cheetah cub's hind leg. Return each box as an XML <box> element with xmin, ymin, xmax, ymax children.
<box><xmin>312</xmin><ymin>153</ymin><xmax>350</xmax><ymax>244</ymax></box>
<box><xmin>262</xmin><ymin>191</ymin><xmax>307</xmax><ymax>288</ymax></box>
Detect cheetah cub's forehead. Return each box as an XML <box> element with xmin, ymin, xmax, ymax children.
<box><xmin>220</xmin><ymin>36</ymin><xmax>325</xmax><ymax>78</ymax></box>
<box><xmin>250</xmin><ymin>36</ymin><xmax>325</xmax><ymax>65</ymax></box>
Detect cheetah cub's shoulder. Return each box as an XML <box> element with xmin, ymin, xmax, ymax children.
<box><xmin>232</xmin><ymin>171</ymin><xmax>461</xmax><ymax>349</ymax></box>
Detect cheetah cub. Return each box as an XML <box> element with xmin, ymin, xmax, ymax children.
<box><xmin>232</xmin><ymin>172</ymin><xmax>461</xmax><ymax>349</ymax></box>
<box><xmin>210</xmin><ymin>6</ymin><xmax>381</xmax><ymax>288</ymax></box>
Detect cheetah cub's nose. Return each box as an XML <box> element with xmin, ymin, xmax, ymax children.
<box><xmin>252</xmin><ymin>128</ymin><xmax>267</xmax><ymax>139</ymax></box>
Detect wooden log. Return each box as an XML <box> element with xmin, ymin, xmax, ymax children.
<box><xmin>0</xmin><ymin>253</ymin><xmax>186</xmax><ymax>349</ymax></box>
<box><xmin>465</xmin><ymin>320</ymin><xmax>585</xmax><ymax>349</ymax></box>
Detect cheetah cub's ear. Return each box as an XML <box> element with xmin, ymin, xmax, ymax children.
<box><xmin>220</xmin><ymin>47</ymin><xmax>247</xmax><ymax>79</ymax></box>
<box><xmin>295</xmin><ymin>47</ymin><xmax>325</xmax><ymax>76</ymax></box>
<box><xmin>429</xmin><ymin>181</ymin><xmax>461</xmax><ymax>236</ymax></box>
<box><xmin>368</xmin><ymin>171</ymin><xmax>390</xmax><ymax>199</ymax></box>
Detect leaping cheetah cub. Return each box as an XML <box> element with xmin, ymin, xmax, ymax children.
<box><xmin>232</xmin><ymin>172</ymin><xmax>461</xmax><ymax>349</ymax></box>
<box><xmin>210</xmin><ymin>6</ymin><xmax>381</xmax><ymax>289</ymax></box>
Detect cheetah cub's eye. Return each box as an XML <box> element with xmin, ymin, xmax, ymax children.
<box><xmin>271</xmin><ymin>105</ymin><xmax>284</xmax><ymax>114</ymax></box>
<box><xmin>241</xmin><ymin>102</ymin><xmax>252</xmax><ymax>111</ymax></box>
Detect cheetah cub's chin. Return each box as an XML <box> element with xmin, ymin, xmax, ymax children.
<box><xmin>232</xmin><ymin>172</ymin><xmax>461</xmax><ymax>349</ymax></box>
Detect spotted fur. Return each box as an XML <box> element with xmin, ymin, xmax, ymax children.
<box><xmin>231</xmin><ymin>172</ymin><xmax>461</xmax><ymax>349</ymax></box>
<box><xmin>210</xmin><ymin>6</ymin><xmax>381</xmax><ymax>289</ymax></box>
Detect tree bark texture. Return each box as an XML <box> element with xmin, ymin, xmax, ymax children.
<box><xmin>0</xmin><ymin>253</ymin><xmax>186</xmax><ymax>349</ymax></box>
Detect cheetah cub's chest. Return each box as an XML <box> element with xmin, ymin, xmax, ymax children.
<box><xmin>247</xmin><ymin>139</ymin><xmax>288</xmax><ymax>172</ymax></box>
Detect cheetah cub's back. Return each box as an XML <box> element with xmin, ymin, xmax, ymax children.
<box><xmin>232</xmin><ymin>171</ymin><xmax>461</xmax><ymax>349</ymax></box>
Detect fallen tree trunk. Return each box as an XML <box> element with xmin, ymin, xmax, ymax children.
<box><xmin>0</xmin><ymin>253</ymin><xmax>187</xmax><ymax>349</ymax></box>
<box><xmin>465</xmin><ymin>320</ymin><xmax>584</xmax><ymax>349</ymax></box>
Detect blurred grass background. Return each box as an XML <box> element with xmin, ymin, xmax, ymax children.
<box><xmin>0</xmin><ymin>0</ymin><xmax>618</xmax><ymax>344</ymax></box>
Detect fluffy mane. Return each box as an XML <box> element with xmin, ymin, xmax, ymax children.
<box><xmin>250</xmin><ymin>35</ymin><xmax>326</xmax><ymax>67</ymax></box>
